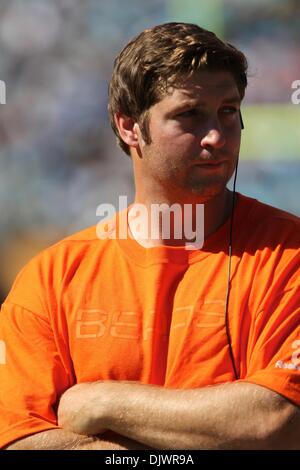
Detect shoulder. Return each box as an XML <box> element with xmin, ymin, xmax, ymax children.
<box><xmin>34</xmin><ymin>215</ymin><xmax>119</xmax><ymax>262</ymax></box>
<box><xmin>236</xmin><ymin>193</ymin><xmax>300</xmax><ymax>247</ymax></box>
<box><xmin>28</xmin><ymin>223</ymin><xmax>110</xmax><ymax>268</ymax></box>
<box><xmin>4</xmin><ymin>217</ymin><xmax>120</xmax><ymax>310</ymax></box>
<box><xmin>238</xmin><ymin>193</ymin><xmax>300</xmax><ymax>225</ymax></box>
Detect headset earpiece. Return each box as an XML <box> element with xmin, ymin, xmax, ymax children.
<box><xmin>239</xmin><ymin>110</ymin><xmax>244</xmax><ymax>130</ymax></box>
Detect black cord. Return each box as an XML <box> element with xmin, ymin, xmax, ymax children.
<box><xmin>224</xmin><ymin>159</ymin><xmax>239</xmax><ymax>380</ymax></box>
<box><xmin>223</xmin><ymin>110</ymin><xmax>244</xmax><ymax>380</ymax></box>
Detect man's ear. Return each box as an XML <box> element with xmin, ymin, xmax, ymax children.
<box><xmin>114</xmin><ymin>113</ymin><xmax>141</xmax><ymax>148</ymax></box>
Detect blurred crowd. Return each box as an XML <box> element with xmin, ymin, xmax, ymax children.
<box><xmin>0</xmin><ymin>0</ymin><xmax>299</xmax><ymax>298</ymax></box>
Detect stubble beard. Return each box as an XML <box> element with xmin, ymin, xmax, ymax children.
<box><xmin>181</xmin><ymin>167</ymin><xmax>229</xmax><ymax>201</ymax></box>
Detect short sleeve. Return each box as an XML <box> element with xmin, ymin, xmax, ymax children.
<box><xmin>0</xmin><ymin>301</ymin><xmax>71</xmax><ymax>448</ymax></box>
<box><xmin>240</xmin><ymin>262</ymin><xmax>300</xmax><ymax>406</ymax></box>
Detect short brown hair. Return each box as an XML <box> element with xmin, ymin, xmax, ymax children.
<box><xmin>108</xmin><ymin>22</ymin><xmax>248</xmax><ymax>156</ymax></box>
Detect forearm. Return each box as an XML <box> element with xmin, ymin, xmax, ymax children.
<box><xmin>85</xmin><ymin>381</ymin><xmax>298</xmax><ymax>449</ymax></box>
<box><xmin>5</xmin><ymin>428</ymin><xmax>151</xmax><ymax>450</ymax></box>
<box><xmin>115</xmin><ymin>382</ymin><xmax>299</xmax><ymax>449</ymax></box>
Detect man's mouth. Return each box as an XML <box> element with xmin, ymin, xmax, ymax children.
<box><xmin>193</xmin><ymin>160</ymin><xmax>226</xmax><ymax>169</ymax></box>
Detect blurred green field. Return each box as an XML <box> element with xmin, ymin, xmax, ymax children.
<box><xmin>241</xmin><ymin>105</ymin><xmax>300</xmax><ymax>160</ymax></box>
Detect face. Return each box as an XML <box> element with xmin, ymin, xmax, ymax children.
<box><xmin>134</xmin><ymin>70</ymin><xmax>242</xmax><ymax>203</ymax></box>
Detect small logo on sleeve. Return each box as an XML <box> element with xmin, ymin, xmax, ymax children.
<box><xmin>275</xmin><ymin>340</ymin><xmax>300</xmax><ymax>371</ymax></box>
<box><xmin>0</xmin><ymin>340</ymin><xmax>6</xmax><ymax>365</ymax></box>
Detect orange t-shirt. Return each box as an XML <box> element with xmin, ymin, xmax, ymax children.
<box><xmin>0</xmin><ymin>193</ymin><xmax>299</xmax><ymax>448</ymax></box>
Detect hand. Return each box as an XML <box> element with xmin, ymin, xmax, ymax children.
<box><xmin>57</xmin><ymin>382</ymin><xmax>108</xmax><ymax>436</ymax></box>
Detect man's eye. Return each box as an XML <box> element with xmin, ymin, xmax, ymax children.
<box><xmin>221</xmin><ymin>107</ymin><xmax>238</xmax><ymax>114</ymax></box>
<box><xmin>177</xmin><ymin>109</ymin><xmax>201</xmax><ymax>118</ymax></box>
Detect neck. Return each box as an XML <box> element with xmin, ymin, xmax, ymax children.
<box><xmin>128</xmin><ymin>189</ymin><xmax>234</xmax><ymax>248</ymax></box>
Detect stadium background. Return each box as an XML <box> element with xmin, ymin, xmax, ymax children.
<box><xmin>0</xmin><ymin>0</ymin><xmax>299</xmax><ymax>300</ymax></box>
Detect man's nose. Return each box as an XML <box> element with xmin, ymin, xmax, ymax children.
<box><xmin>200</xmin><ymin>126</ymin><xmax>226</xmax><ymax>149</ymax></box>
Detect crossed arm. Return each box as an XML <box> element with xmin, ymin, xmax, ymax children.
<box><xmin>8</xmin><ymin>380</ymin><xmax>300</xmax><ymax>450</ymax></box>
<box><xmin>5</xmin><ymin>428</ymin><xmax>152</xmax><ymax>450</ymax></box>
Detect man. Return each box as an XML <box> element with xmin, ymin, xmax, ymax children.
<box><xmin>0</xmin><ymin>22</ymin><xmax>300</xmax><ymax>450</ymax></box>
